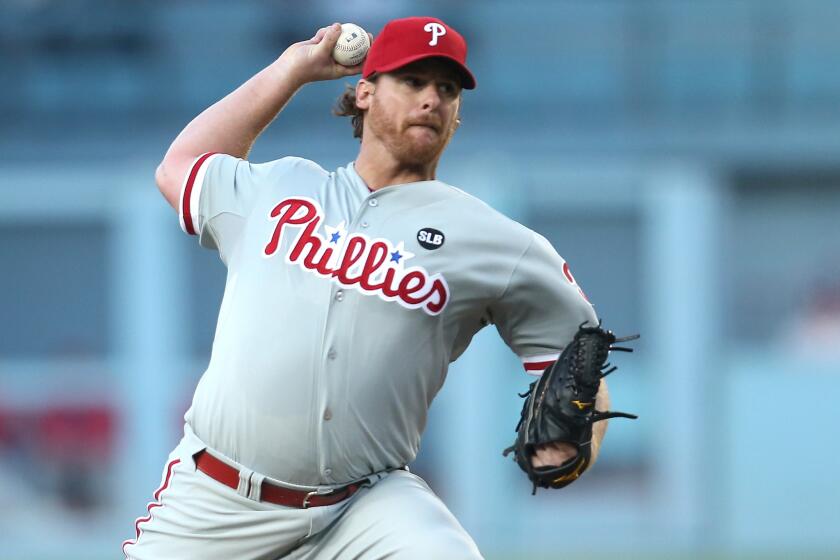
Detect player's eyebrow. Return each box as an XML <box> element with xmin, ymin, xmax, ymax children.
<box><xmin>394</xmin><ymin>61</ymin><xmax>460</xmax><ymax>81</ymax></box>
<box><xmin>393</xmin><ymin>69</ymin><xmax>460</xmax><ymax>90</ymax></box>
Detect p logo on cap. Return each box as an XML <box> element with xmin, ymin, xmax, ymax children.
<box><xmin>424</xmin><ymin>22</ymin><xmax>446</xmax><ymax>46</ymax></box>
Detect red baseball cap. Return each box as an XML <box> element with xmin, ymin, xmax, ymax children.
<box><xmin>362</xmin><ymin>16</ymin><xmax>476</xmax><ymax>90</ymax></box>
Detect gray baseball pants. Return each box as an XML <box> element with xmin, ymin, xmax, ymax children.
<box><xmin>123</xmin><ymin>427</ymin><xmax>483</xmax><ymax>560</ymax></box>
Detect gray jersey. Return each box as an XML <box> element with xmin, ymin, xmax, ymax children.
<box><xmin>177</xmin><ymin>153</ymin><xmax>597</xmax><ymax>487</ymax></box>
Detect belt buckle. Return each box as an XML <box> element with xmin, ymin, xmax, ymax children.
<box><xmin>301</xmin><ymin>490</ymin><xmax>316</xmax><ymax>509</ymax></box>
<box><xmin>302</xmin><ymin>488</ymin><xmax>334</xmax><ymax>509</ymax></box>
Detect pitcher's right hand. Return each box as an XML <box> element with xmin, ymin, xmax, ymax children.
<box><xmin>280</xmin><ymin>23</ymin><xmax>373</xmax><ymax>84</ymax></box>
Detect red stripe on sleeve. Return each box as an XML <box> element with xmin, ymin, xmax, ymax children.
<box><xmin>523</xmin><ymin>360</ymin><xmax>556</xmax><ymax>372</ymax></box>
<box><xmin>181</xmin><ymin>152</ymin><xmax>218</xmax><ymax>236</ymax></box>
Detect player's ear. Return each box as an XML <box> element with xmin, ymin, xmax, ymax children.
<box><xmin>355</xmin><ymin>79</ymin><xmax>375</xmax><ymax>110</ymax></box>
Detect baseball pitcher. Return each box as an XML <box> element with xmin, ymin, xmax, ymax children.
<box><xmin>123</xmin><ymin>16</ymin><xmax>636</xmax><ymax>560</ymax></box>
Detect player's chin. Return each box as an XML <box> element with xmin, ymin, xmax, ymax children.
<box><xmin>399</xmin><ymin>147</ymin><xmax>442</xmax><ymax>167</ymax></box>
<box><xmin>404</xmin><ymin>125</ymin><xmax>441</xmax><ymax>145</ymax></box>
<box><xmin>403</xmin><ymin>130</ymin><xmax>445</xmax><ymax>157</ymax></box>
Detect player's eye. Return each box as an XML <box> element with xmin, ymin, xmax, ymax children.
<box><xmin>438</xmin><ymin>82</ymin><xmax>460</xmax><ymax>99</ymax></box>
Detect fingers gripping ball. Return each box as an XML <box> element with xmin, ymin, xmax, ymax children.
<box><xmin>332</xmin><ymin>23</ymin><xmax>370</xmax><ymax>66</ymax></box>
<box><xmin>503</xmin><ymin>322</ymin><xmax>639</xmax><ymax>494</ymax></box>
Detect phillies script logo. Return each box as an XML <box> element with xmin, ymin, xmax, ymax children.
<box><xmin>263</xmin><ymin>197</ymin><xmax>449</xmax><ymax>316</ymax></box>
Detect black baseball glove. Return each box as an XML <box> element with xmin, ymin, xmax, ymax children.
<box><xmin>503</xmin><ymin>322</ymin><xmax>638</xmax><ymax>494</ymax></box>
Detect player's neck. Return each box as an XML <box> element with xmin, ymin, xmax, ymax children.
<box><xmin>354</xmin><ymin>142</ymin><xmax>438</xmax><ymax>191</ymax></box>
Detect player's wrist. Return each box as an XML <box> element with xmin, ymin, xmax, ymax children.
<box><xmin>270</xmin><ymin>52</ymin><xmax>311</xmax><ymax>89</ymax></box>
<box><xmin>530</xmin><ymin>442</ymin><xmax>578</xmax><ymax>468</ymax></box>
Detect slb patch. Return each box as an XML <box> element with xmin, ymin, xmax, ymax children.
<box><xmin>417</xmin><ymin>228</ymin><xmax>445</xmax><ymax>250</ymax></box>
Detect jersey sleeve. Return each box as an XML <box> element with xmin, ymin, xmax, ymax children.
<box><xmin>491</xmin><ymin>231</ymin><xmax>598</xmax><ymax>376</ymax></box>
<box><xmin>178</xmin><ymin>152</ymin><xmax>282</xmax><ymax>259</ymax></box>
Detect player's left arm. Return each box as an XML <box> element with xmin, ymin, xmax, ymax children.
<box><xmin>491</xmin><ymin>232</ymin><xmax>611</xmax><ymax>470</ymax></box>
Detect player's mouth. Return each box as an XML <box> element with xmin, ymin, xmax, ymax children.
<box><xmin>407</xmin><ymin>122</ymin><xmax>440</xmax><ymax>133</ymax></box>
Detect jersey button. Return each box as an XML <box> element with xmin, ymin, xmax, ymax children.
<box><xmin>360</xmin><ymin>221</ymin><xmax>369</xmax><ymax>228</ymax></box>
<box><xmin>368</xmin><ymin>199</ymin><xmax>378</xmax><ymax>207</ymax></box>
<box><xmin>323</xmin><ymin>408</ymin><xmax>332</xmax><ymax>421</ymax></box>
<box><xmin>334</xmin><ymin>290</ymin><xmax>344</xmax><ymax>302</ymax></box>
<box><xmin>324</xmin><ymin>468</ymin><xmax>332</xmax><ymax>476</ymax></box>
<box><xmin>327</xmin><ymin>349</ymin><xmax>337</xmax><ymax>360</ymax></box>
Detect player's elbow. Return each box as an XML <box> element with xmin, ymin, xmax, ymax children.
<box><xmin>155</xmin><ymin>161</ymin><xmax>180</xmax><ymax>210</ymax></box>
<box><xmin>154</xmin><ymin>162</ymin><xmax>166</xmax><ymax>191</ymax></box>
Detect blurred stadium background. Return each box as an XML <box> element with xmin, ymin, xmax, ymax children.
<box><xmin>1</xmin><ymin>0</ymin><xmax>839</xmax><ymax>558</ymax></box>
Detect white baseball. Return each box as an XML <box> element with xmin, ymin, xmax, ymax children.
<box><xmin>332</xmin><ymin>23</ymin><xmax>370</xmax><ymax>67</ymax></box>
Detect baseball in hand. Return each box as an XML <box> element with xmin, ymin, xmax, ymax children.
<box><xmin>332</xmin><ymin>23</ymin><xmax>370</xmax><ymax>66</ymax></box>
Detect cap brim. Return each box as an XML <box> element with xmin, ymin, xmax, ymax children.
<box><xmin>365</xmin><ymin>52</ymin><xmax>476</xmax><ymax>90</ymax></box>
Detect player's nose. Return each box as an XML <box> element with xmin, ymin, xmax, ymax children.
<box><xmin>419</xmin><ymin>83</ymin><xmax>442</xmax><ymax>111</ymax></box>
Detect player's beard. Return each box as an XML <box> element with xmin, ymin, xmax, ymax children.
<box><xmin>366</xmin><ymin>102</ymin><xmax>457</xmax><ymax>168</ymax></box>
